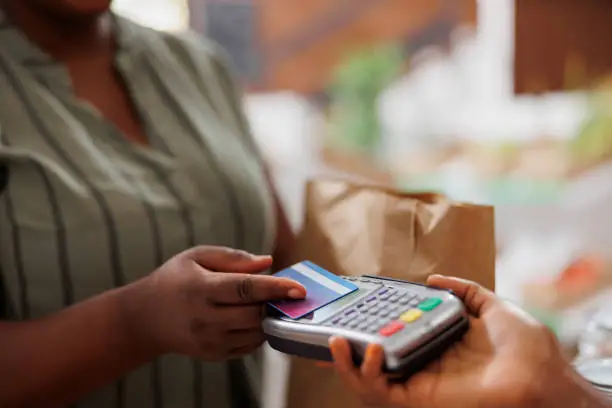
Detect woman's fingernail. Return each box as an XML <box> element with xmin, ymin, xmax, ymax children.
<box><xmin>252</xmin><ymin>254</ymin><xmax>272</xmax><ymax>261</ymax></box>
<box><xmin>288</xmin><ymin>288</ymin><xmax>304</xmax><ymax>299</ymax></box>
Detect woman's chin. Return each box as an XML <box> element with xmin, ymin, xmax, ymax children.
<box><xmin>32</xmin><ymin>0</ymin><xmax>113</xmax><ymax>18</ymax></box>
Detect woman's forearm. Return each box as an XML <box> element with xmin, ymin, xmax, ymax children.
<box><xmin>0</xmin><ymin>282</ymin><xmax>155</xmax><ymax>408</ymax></box>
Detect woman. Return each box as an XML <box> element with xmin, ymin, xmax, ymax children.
<box><xmin>329</xmin><ymin>275</ymin><xmax>610</xmax><ymax>408</ymax></box>
<box><xmin>0</xmin><ymin>0</ymin><xmax>301</xmax><ymax>407</ymax></box>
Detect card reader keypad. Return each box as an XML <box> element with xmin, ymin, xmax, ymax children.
<box><xmin>325</xmin><ymin>278</ymin><xmax>444</xmax><ymax>336</ymax></box>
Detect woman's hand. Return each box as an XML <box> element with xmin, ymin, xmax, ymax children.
<box><xmin>0</xmin><ymin>246</ymin><xmax>305</xmax><ymax>407</ymax></box>
<box><xmin>123</xmin><ymin>246</ymin><xmax>306</xmax><ymax>361</ymax></box>
<box><xmin>329</xmin><ymin>275</ymin><xmax>600</xmax><ymax>408</ymax></box>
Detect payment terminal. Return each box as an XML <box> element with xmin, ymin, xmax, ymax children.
<box><xmin>263</xmin><ymin>269</ymin><xmax>469</xmax><ymax>381</ymax></box>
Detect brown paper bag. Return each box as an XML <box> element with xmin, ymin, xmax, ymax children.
<box><xmin>286</xmin><ymin>178</ymin><xmax>495</xmax><ymax>408</ymax></box>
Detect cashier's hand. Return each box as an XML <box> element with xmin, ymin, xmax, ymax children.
<box><xmin>329</xmin><ymin>275</ymin><xmax>570</xmax><ymax>408</ymax></box>
<box><xmin>123</xmin><ymin>246</ymin><xmax>306</xmax><ymax>361</ymax></box>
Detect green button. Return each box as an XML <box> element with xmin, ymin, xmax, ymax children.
<box><xmin>418</xmin><ymin>297</ymin><xmax>442</xmax><ymax>311</ymax></box>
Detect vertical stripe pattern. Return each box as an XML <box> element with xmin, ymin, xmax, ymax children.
<box><xmin>0</xmin><ymin>11</ymin><xmax>274</xmax><ymax>408</ymax></box>
<box><xmin>3</xmin><ymin>181</ymin><xmax>28</xmax><ymax>318</ymax></box>
<box><xmin>0</xmin><ymin>57</ymin><xmax>127</xmax><ymax>408</ymax></box>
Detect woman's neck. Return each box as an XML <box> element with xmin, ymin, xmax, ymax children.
<box><xmin>1</xmin><ymin>2</ymin><xmax>113</xmax><ymax>63</ymax></box>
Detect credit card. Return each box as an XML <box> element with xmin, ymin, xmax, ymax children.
<box><xmin>269</xmin><ymin>261</ymin><xmax>359</xmax><ymax>319</ymax></box>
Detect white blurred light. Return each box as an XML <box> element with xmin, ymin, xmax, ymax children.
<box><xmin>112</xmin><ymin>0</ymin><xmax>189</xmax><ymax>32</ymax></box>
<box><xmin>243</xmin><ymin>92</ymin><xmax>322</xmax><ymax>169</ymax></box>
<box><xmin>378</xmin><ymin>0</ymin><xmax>589</xmax><ymax>147</ymax></box>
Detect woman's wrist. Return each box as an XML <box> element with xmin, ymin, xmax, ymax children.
<box><xmin>115</xmin><ymin>278</ymin><xmax>164</xmax><ymax>359</ymax></box>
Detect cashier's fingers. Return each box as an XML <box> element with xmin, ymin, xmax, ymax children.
<box><xmin>330</xmin><ymin>337</ymin><xmax>361</xmax><ymax>387</ymax></box>
<box><xmin>329</xmin><ymin>338</ymin><xmax>385</xmax><ymax>378</ymax></box>
<box><xmin>360</xmin><ymin>343</ymin><xmax>393</xmax><ymax>404</ymax></box>
<box><xmin>360</xmin><ymin>343</ymin><xmax>385</xmax><ymax>380</ymax></box>
<box><xmin>330</xmin><ymin>338</ymin><xmax>391</xmax><ymax>405</ymax></box>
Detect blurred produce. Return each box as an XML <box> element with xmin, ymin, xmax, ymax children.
<box><xmin>387</xmin><ymin>87</ymin><xmax>612</xmax><ymax>204</ymax></box>
<box><xmin>380</xmin><ymin>76</ymin><xmax>612</xmax><ymax>197</ymax></box>
<box><xmin>519</xmin><ymin>254</ymin><xmax>612</xmax><ymax>350</ymax></box>
<box><xmin>569</xmin><ymin>89</ymin><xmax>612</xmax><ymax>173</ymax></box>
<box><xmin>522</xmin><ymin>255</ymin><xmax>609</xmax><ymax>310</ymax></box>
<box><xmin>328</xmin><ymin>45</ymin><xmax>403</xmax><ymax>155</ymax></box>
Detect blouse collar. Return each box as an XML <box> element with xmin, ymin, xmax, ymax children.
<box><xmin>0</xmin><ymin>8</ymin><xmax>144</xmax><ymax>93</ymax></box>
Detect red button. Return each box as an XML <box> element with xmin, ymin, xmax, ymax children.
<box><xmin>379</xmin><ymin>321</ymin><xmax>404</xmax><ymax>337</ymax></box>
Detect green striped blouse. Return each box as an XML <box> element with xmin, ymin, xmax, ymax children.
<box><xmin>0</xmin><ymin>11</ymin><xmax>274</xmax><ymax>408</ymax></box>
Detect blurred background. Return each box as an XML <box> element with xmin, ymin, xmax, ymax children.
<box><xmin>113</xmin><ymin>0</ymin><xmax>612</xmax><ymax>404</ymax></box>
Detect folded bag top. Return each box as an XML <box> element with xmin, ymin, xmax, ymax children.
<box><xmin>293</xmin><ymin>177</ymin><xmax>495</xmax><ymax>292</ymax></box>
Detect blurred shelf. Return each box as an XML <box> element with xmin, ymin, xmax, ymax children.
<box><xmin>395</xmin><ymin>158</ymin><xmax>612</xmax><ymax>209</ymax></box>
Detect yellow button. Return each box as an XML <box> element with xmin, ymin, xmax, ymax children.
<box><xmin>400</xmin><ymin>309</ymin><xmax>423</xmax><ymax>323</ymax></box>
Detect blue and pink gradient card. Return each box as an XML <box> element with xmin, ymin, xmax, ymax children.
<box><xmin>269</xmin><ymin>261</ymin><xmax>359</xmax><ymax>319</ymax></box>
